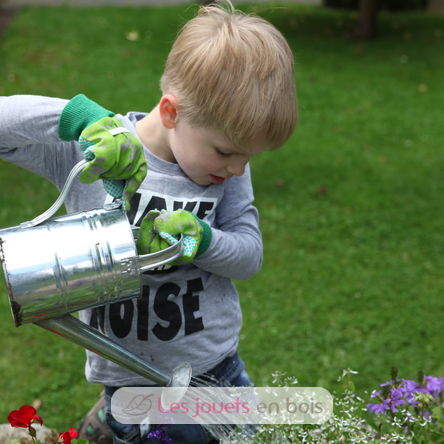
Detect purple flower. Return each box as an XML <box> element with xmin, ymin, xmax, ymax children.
<box><xmin>395</xmin><ymin>379</ymin><xmax>421</xmax><ymax>405</ymax></box>
<box><xmin>390</xmin><ymin>387</ymin><xmax>405</xmax><ymax>400</ymax></box>
<box><xmin>389</xmin><ymin>398</ymin><xmax>406</xmax><ymax>412</ymax></box>
<box><xmin>402</xmin><ymin>379</ymin><xmax>420</xmax><ymax>393</ymax></box>
<box><xmin>424</xmin><ymin>376</ymin><xmax>444</xmax><ymax>397</ymax></box>
<box><xmin>368</xmin><ymin>375</ymin><xmax>444</xmax><ymax>417</ymax></box>
<box><xmin>367</xmin><ymin>399</ymin><xmax>390</xmax><ymax>414</ymax></box>
<box><xmin>147</xmin><ymin>425</ymin><xmax>173</xmax><ymax>444</ymax></box>
<box><xmin>370</xmin><ymin>390</ymin><xmax>382</xmax><ymax>399</ymax></box>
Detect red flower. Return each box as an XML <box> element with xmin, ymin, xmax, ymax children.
<box><xmin>59</xmin><ymin>427</ymin><xmax>79</xmax><ymax>444</ymax></box>
<box><xmin>8</xmin><ymin>405</ymin><xmax>43</xmax><ymax>428</ymax></box>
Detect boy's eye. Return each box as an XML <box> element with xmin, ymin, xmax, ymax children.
<box><xmin>215</xmin><ymin>148</ymin><xmax>231</xmax><ymax>157</ymax></box>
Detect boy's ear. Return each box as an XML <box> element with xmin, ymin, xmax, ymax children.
<box><xmin>159</xmin><ymin>95</ymin><xmax>178</xmax><ymax>129</ymax></box>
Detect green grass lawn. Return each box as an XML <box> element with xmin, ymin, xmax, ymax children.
<box><xmin>0</xmin><ymin>2</ymin><xmax>443</xmax><ymax>433</ymax></box>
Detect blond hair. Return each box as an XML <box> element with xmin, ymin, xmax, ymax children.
<box><xmin>160</xmin><ymin>1</ymin><xmax>297</xmax><ymax>150</ymax></box>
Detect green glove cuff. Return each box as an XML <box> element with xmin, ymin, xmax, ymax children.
<box><xmin>58</xmin><ymin>94</ymin><xmax>114</xmax><ymax>141</ymax></box>
<box><xmin>194</xmin><ymin>215</ymin><xmax>212</xmax><ymax>257</ymax></box>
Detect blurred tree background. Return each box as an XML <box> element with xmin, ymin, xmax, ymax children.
<box><xmin>324</xmin><ymin>0</ymin><xmax>430</xmax><ymax>37</ymax></box>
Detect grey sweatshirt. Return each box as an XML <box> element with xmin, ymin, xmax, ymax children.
<box><xmin>0</xmin><ymin>95</ymin><xmax>262</xmax><ymax>385</ymax></box>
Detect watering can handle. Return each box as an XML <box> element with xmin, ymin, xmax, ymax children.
<box><xmin>20</xmin><ymin>159</ymin><xmax>184</xmax><ymax>262</ymax></box>
<box><xmin>21</xmin><ymin>159</ymin><xmax>92</xmax><ymax>228</ymax></box>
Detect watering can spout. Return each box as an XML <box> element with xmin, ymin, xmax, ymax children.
<box><xmin>37</xmin><ymin>315</ymin><xmax>192</xmax><ymax>387</ymax></box>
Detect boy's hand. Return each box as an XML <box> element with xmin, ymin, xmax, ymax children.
<box><xmin>58</xmin><ymin>94</ymin><xmax>147</xmax><ymax>211</ymax></box>
<box><xmin>137</xmin><ymin>209</ymin><xmax>212</xmax><ymax>264</ymax></box>
<box><xmin>79</xmin><ymin>116</ymin><xmax>147</xmax><ymax>211</ymax></box>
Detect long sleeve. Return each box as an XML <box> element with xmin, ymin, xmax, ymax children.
<box><xmin>0</xmin><ymin>95</ymin><xmax>82</xmax><ymax>188</ymax></box>
<box><xmin>0</xmin><ymin>94</ymin><xmax>109</xmax><ymax>215</ymax></box>
<box><xmin>193</xmin><ymin>164</ymin><xmax>263</xmax><ymax>280</ymax></box>
<box><xmin>0</xmin><ymin>95</ymin><xmax>68</xmax><ymax>149</ymax></box>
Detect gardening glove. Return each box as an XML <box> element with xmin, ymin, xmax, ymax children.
<box><xmin>58</xmin><ymin>94</ymin><xmax>147</xmax><ymax>211</ymax></box>
<box><xmin>78</xmin><ymin>117</ymin><xmax>147</xmax><ymax>211</ymax></box>
<box><xmin>136</xmin><ymin>209</ymin><xmax>212</xmax><ymax>264</ymax></box>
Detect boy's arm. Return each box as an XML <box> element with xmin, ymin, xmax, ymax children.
<box><xmin>137</xmin><ymin>165</ymin><xmax>262</xmax><ymax>280</ymax></box>
<box><xmin>0</xmin><ymin>94</ymin><xmax>147</xmax><ymax>210</ymax></box>
<box><xmin>192</xmin><ymin>164</ymin><xmax>263</xmax><ymax>280</ymax></box>
<box><xmin>0</xmin><ymin>94</ymin><xmax>113</xmax><ymax>148</ymax></box>
<box><xmin>0</xmin><ymin>95</ymin><xmax>69</xmax><ymax>148</ymax></box>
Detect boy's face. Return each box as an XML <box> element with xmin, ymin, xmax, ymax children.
<box><xmin>168</xmin><ymin>119</ymin><xmax>269</xmax><ymax>186</ymax></box>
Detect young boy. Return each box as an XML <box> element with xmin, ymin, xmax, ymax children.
<box><xmin>0</xmin><ymin>1</ymin><xmax>296</xmax><ymax>443</ymax></box>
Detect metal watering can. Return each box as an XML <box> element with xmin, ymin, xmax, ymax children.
<box><xmin>0</xmin><ymin>159</ymin><xmax>192</xmax><ymax>388</ymax></box>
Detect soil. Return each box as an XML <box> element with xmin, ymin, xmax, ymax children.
<box><xmin>0</xmin><ymin>7</ymin><xmax>18</xmax><ymax>39</ymax></box>
<box><xmin>429</xmin><ymin>0</ymin><xmax>444</xmax><ymax>11</ymax></box>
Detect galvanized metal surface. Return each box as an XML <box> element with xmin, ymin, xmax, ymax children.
<box><xmin>0</xmin><ymin>159</ymin><xmax>188</xmax><ymax>387</ymax></box>
<box><xmin>37</xmin><ymin>314</ymin><xmax>192</xmax><ymax>386</ymax></box>
<box><xmin>0</xmin><ymin>207</ymin><xmax>183</xmax><ymax>325</ymax></box>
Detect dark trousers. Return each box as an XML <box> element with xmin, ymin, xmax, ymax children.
<box><xmin>104</xmin><ymin>353</ymin><xmax>254</xmax><ymax>444</ymax></box>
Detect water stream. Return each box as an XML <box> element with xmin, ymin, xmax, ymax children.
<box><xmin>186</xmin><ymin>375</ymin><xmax>258</xmax><ymax>442</ymax></box>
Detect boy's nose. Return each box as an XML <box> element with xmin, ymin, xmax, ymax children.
<box><xmin>227</xmin><ymin>156</ymin><xmax>248</xmax><ymax>176</ymax></box>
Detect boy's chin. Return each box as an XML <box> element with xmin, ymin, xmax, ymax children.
<box><xmin>187</xmin><ymin>173</ymin><xmax>225</xmax><ymax>186</ymax></box>
<box><xmin>189</xmin><ymin>175</ymin><xmax>213</xmax><ymax>186</ymax></box>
